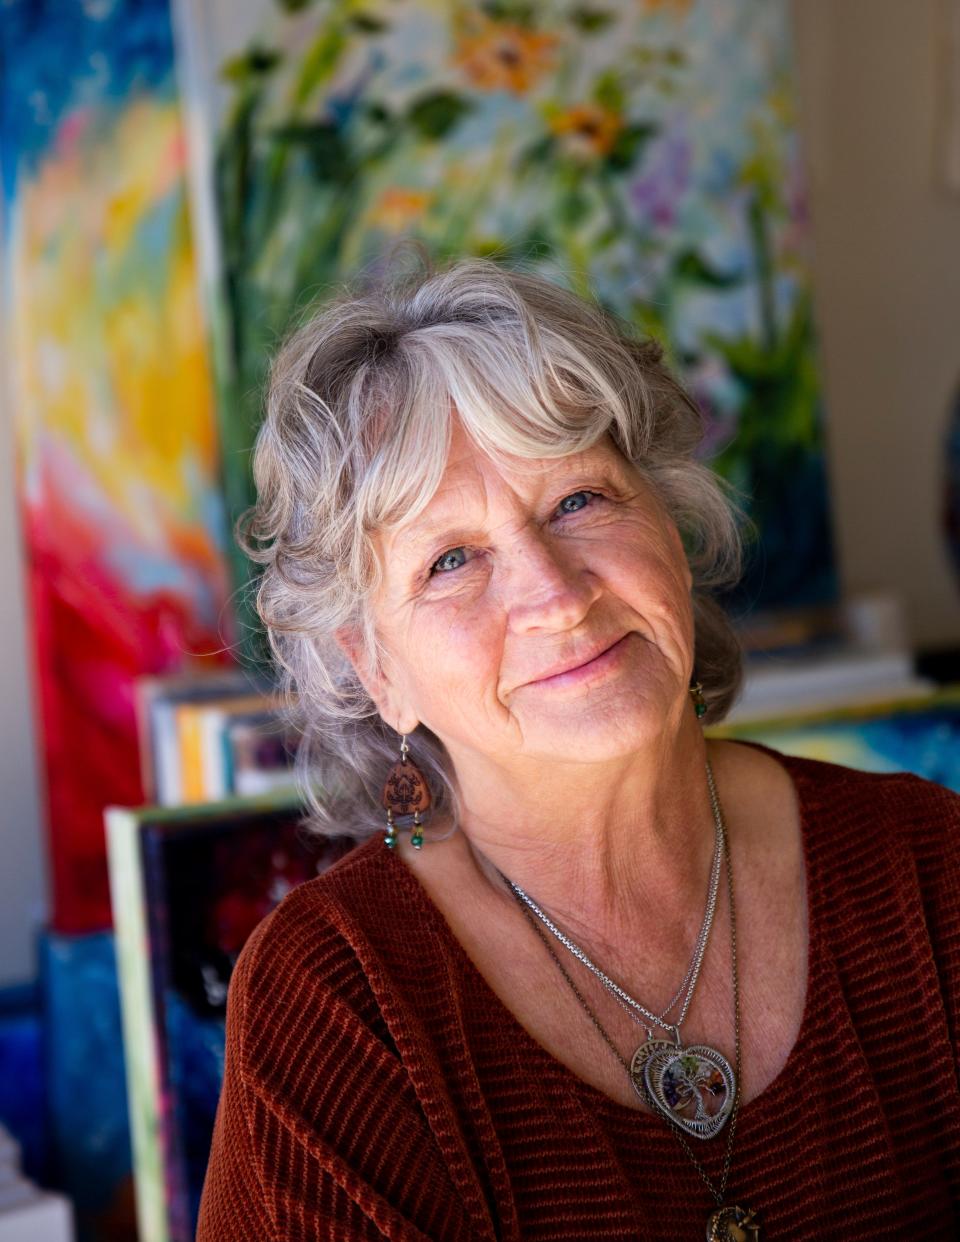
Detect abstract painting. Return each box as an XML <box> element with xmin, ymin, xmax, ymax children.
<box><xmin>0</xmin><ymin>0</ymin><xmax>236</xmax><ymax>931</ymax></box>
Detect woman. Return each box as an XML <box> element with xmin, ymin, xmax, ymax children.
<box><xmin>196</xmin><ymin>256</ymin><xmax>960</xmax><ymax>1241</ymax></box>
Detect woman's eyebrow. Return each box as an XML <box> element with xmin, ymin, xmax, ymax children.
<box><xmin>407</xmin><ymin>459</ymin><xmax>625</xmax><ymax>536</ymax></box>
<box><xmin>396</xmin><ymin>461</ymin><xmax>629</xmax><ymax>556</ymax></box>
<box><xmin>398</xmin><ymin>518</ymin><xmax>482</xmax><ymax>558</ymax></box>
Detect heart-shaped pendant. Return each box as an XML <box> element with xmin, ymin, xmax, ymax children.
<box><xmin>628</xmin><ymin>1038</ymin><xmax>673</xmax><ymax>1106</ymax></box>
<box><xmin>643</xmin><ymin>1043</ymin><xmax>735</xmax><ymax>1140</ymax></box>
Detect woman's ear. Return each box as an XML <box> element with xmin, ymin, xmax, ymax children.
<box><xmin>670</xmin><ymin>521</ymin><xmax>694</xmax><ymax>593</ymax></box>
<box><xmin>333</xmin><ymin>625</ymin><xmax>414</xmax><ymax>732</ymax></box>
<box><xmin>334</xmin><ymin>625</ymin><xmax>385</xmax><ymax>707</ymax></box>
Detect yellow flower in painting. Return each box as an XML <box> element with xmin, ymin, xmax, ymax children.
<box><xmin>767</xmin><ymin>82</ymin><xmax>795</xmax><ymax>129</ymax></box>
<box><xmin>549</xmin><ymin>104</ymin><xmax>624</xmax><ymax>159</ymax></box>
<box><xmin>369</xmin><ymin>187</ymin><xmax>434</xmax><ymax>233</ymax></box>
<box><xmin>452</xmin><ymin>14</ymin><xmax>558</xmax><ymax>95</ymax></box>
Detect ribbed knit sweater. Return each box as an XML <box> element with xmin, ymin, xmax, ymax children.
<box><xmin>196</xmin><ymin>743</ymin><xmax>960</xmax><ymax>1240</ymax></box>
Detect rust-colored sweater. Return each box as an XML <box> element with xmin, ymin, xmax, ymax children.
<box><xmin>196</xmin><ymin>745</ymin><xmax>960</xmax><ymax>1240</ymax></box>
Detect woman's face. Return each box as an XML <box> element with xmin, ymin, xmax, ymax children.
<box><xmin>343</xmin><ymin>417</ymin><xmax>696</xmax><ymax>774</ymax></box>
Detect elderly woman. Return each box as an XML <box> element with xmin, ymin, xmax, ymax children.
<box><xmin>196</xmin><ymin>257</ymin><xmax>960</xmax><ymax>1241</ymax></box>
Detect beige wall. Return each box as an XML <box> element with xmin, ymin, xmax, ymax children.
<box><xmin>792</xmin><ymin>0</ymin><xmax>960</xmax><ymax>649</ymax></box>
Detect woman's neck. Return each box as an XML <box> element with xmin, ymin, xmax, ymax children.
<box><xmin>437</xmin><ymin>719</ymin><xmax>723</xmax><ymax>981</ymax></box>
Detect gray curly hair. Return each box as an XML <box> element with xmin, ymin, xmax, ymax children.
<box><xmin>236</xmin><ymin>253</ymin><xmax>745</xmax><ymax>843</ymax></box>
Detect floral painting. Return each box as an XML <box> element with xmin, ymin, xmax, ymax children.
<box><xmin>0</xmin><ymin>0</ymin><xmax>235</xmax><ymax>932</ymax></box>
<box><xmin>201</xmin><ymin>0</ymin><xmax>836</xmax><ymax>636</ymax></box>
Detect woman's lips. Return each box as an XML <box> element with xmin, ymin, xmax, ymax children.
<box><xmin>525</xmin><ymin>632</ymin><xmax>633</xmax><ymax>689</ymax></box>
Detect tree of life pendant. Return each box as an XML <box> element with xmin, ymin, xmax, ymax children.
<box><xmin>643</xmin><ymin>1042</ymin><xmax>736</xmax><ymax>1139</ymax></box>
<box><xmin>706</xmin><ymin>1202</ymin><xmax>760</xmax><ymax>1240</ymax></box>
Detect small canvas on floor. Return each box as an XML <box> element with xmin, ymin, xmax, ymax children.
<box><xmin>106</xmin><ymin>791</ymin><xmax>355</xmax><ymax>1242</ymax></box>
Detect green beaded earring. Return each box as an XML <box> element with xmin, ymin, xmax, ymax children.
<box><xmin>381</xmin><ymin>729</ymin><xmax>431</xmax><ymax>849</ymax></box>
<box><xmin>689</xmin><ymin>680</ymin><xmax>707</xmax><ymax>719</ymax></box>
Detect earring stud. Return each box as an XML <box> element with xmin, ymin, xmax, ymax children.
<box><xmin>689</xmin><ymin>681</ymin><xmax>707</xmax><ymax>719</ymax></box>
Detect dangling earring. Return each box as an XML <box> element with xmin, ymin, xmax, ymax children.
<box><xmin>689</xmin><ymin>680</ymin><xmax>707</xmax><ymax>719</ymax></box>
<box><xmin>381</xmin><ymin>727</ymin><xmax>432</xmax><ymax>849</ymax></box>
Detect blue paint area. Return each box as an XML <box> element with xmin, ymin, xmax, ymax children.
<box><xmin>743</xmin><ymin>695</ymin><xmax>960</xmax><ymax>793</ymax></box>
<box><xmin>40</xmin><ymin>930</ymin><xmax>132</xmax><ymax>1218</ymax></box>
<box><xmin>823</xmin><ymin>710</ymin><xmax>960</xmax><ymax>791</ymax></box>
<box><xmin>0</xmin><ymin>981</ymin><xmax>50</xmax><ymax>1185</ymax></box>
<box><xmin>164</xmin><ymin>993</ymin><xmax>226</xmax><ymax>1233</ymax></box>
<box><xmin>0</xmin><ymin>0</ymin><xmax>177</xmax><ymax>207</ymax></box>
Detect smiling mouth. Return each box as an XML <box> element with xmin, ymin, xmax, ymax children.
<box><xmin>524</xmin><ymin>632</ymin><xmax>633</xmax><ymax>689</ymax></box>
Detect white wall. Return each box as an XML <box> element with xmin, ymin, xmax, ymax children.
<box><xmin>792</xmin><ymin>0</ymin><xmax>960</xmax><ymax>649</ymax></box>
<box><xmin>0</xmin><ymin>223</ymin><xmax>49</xmax><ymax>989</ymax></box>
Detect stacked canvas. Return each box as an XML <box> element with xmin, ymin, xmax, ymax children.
<box><xmin>134</xmin><ymin>669</ymin><xmax>304</xmax><ymax>805</ymax></box>
<box><xmin>731</xmin><ymin>593</ymin><xmax>935</xmax><ymax>724</ymax></box>
<box><xmin>105</xmin><ymin>792</ymin><xmax>355</xmax><ymax>1242</ymax></box>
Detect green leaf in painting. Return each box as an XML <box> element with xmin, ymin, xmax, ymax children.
<box><xmin>569</xmin><ymin>7</ymin><xmax>615</xmax><ymax>32</ymax></box>
<box><xmin>270</xmin><ymin>121</ymin><xmax>352</xmax><ymax>182</ymax></box>
<box><xmin>220</xmin><ymin>45</ymin><xmax>283</xmax><ymax>84</ymax></box>
<box><xmin>674</xmin><ymin>248</ymin><xmax>741</xmax><ymax>288</ymax></box>
<box><xmin>593</xmin><ymin>69</ymin><xmax>625</xmax><ymax>113</ymax></box>
<box><xmin>348</xmin><ymin>12</ymin><xmax>388</xmax><ymax>33</ymax></box>
<box><xmin>481</xmin><ymin>1</ymin><xmax>539</xmax><ymax>27</ymax></box>
<box><xmin>606</xmin><ymin>122</ymin><xmax>657</xmax><ymax>171</ymax></box>
<box><xmin>515</xmin><ymin>133</ymin><xmax>558</xmax><ymax>171</ymax></box>
<box><xmin>558</xmin><ymin>188</ymin><xmax>590</xmax><ymax>227</ymax></box>
<box><xmin>406</xmin><ymin>91</ymin><xmax>473</xmax><ymax>140</ymax></box>
<box><xmin>291</xmin><ymin>25</ymin><xmax>348</xmax><ymax>108</ymax></box>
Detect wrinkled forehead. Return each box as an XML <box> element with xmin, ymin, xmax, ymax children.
<box><xmin>438</xmin><ymin>414</ymin><xmax>625</xmax><ymax>481</ymax></box>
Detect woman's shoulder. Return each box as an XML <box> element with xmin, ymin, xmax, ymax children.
<box><xmin>247</xmin><ymin>829</ymin><xmax>399</xmax><ymax>944</ymax></box>
<box><xmin>732</xmin><ymin>736</ymin><xmax>960</xmax><ymax>824</ymax></box>
<box><xmin>731</xmin><ymin>737</ymin><xmax>960</xmax><ymax>900</ymax></box>
<box><xmin>228</xmin><ymin>833</ymin><xmax>403</xmax><ymax>1038</ymax></box>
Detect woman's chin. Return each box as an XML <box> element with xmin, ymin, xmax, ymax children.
<box><xmin>516</xmin><ymin>694</ymin><xmax>678</xmax><ymax>762</ymax></box>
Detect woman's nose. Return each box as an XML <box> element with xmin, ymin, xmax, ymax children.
<box><xmin>502</xmin><ymin>528</ymin><xmax>602</xmax><ymax>634</ymax></box>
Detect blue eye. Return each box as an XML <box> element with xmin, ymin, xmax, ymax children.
<box><xmin>558</xmin><ymin>490</ymin><xmax>594</xmax><ymax>514</ymax></box>
<box><xmin>426</xmin><ymin>490</ymin><xmax>604</xmax><ymax>578</ymax></box>
<box><xmin>431</xmin><ymin>548</ymin><xmax>468</xmax><ymax>575</ymax></box>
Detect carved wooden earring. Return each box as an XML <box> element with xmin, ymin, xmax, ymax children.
<box><xmin>382</xmin><ymin>730</ymin><xmax>432</xmax><ymax>849</ymax></box>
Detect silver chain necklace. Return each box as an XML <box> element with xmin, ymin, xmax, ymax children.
<box><xmin>500</xmin><ymin>762</ymin><xmax>724</xmax><ymax>1042</ymax></box>
<box><xmin>509</xmin><ymin>814</ymin><xmax>755</xmax><ymax>1242</ymax></box>
<box><xmin>495</xmin><ymin>757</ymin><xmax>760</xmax><ymax>1238</ymax></box>
<box><xmin>497</xmin><ymin>761</ymin><xmax>734</xmax><ymax>1134</ymax></box>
